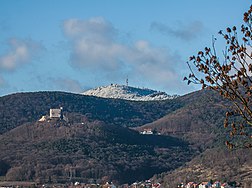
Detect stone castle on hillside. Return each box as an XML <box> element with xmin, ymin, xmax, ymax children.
<box><xmin>39</xmin><ymin>107</ymin><xmax>68</xmax><ymax>122</ymax></box>
<box><xmin>50</xmin><ymin>107</ymin><xmax>64</xmax><ymax>119</ymax></box>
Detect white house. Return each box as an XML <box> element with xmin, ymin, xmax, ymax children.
<box><xmin>141</xmin><ymin>129</ymin><xmax>154</xmax><ymax>135</ymax></box>
<box><xmin>198</xmin><ymin>182</ymin><xmax>212</xmax><ymax>188</ymax></box>
<box><xmin>185</xmin><ymin>182</ymin><xmax>197</xmax><ymax>188</ymax></box>
<box><xmin>104</xmin><ymin>182</ymin><xmax>116</xmax><ymax>188</ymax></box>
<box><xmin>152</xmin><ymin>183</ymin><xmax>161</xmax><ymax>188</ymax></box>
<box><xmin>212</xmin><ymin>181</ymin><xmax>221</xmax><ymax>188</ymax></box>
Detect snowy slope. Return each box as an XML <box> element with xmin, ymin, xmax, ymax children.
<box><xmin>82</xmin><ymin>84</ymin><xmax>178</xmax><ymax>101</ymax></box>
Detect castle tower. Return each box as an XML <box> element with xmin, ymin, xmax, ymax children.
<box><xmin>60</xmin><ymin>107</ymin><xmax>63</xmax><ymax>120</ymax></box>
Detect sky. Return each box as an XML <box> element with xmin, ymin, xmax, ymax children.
<box><xmin>0</xmin><ymin>0</ymin><xmax>251</xmax><ymax>96</ymax></box>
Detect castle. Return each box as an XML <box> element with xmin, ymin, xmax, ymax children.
<box><xmin>39</xmin><ymin>107</ymin><xmax>68</xmax><ymax>122</ymax></box>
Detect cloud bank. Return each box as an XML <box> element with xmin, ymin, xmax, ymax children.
<box><xmin>62</xmin><ymin>17</ymin><xmax>183</xmax><ymax>91</ymax></box>
<box><xmin>63</xmin><ymin>17</ymin><xmax>127</xmax><ymax>71</ymax></box>
<box><xmin>0</xmin><ymin>38</ymin><xmax>44</xmax><ymax>88</ymax></box>
<box><xmin>0</xmin><ymin>38</ymin><xmax>44</xmax><ymax>72</ymax></box>
<box><xmin>150</xmin><ymin>21</ymin><xmax>204</xmax><ymax>41</ymax></box>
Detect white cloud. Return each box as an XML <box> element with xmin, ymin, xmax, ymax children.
<box><xmin>63</xmin><ymin>17</ymin><xmax>116</xmax><ymax>41</ymax></box>
<box><xmin>0</xmin><ymin>38</ymin><xmax>44</xmax><ymax>72</ymax></box>
<box><xmin>63</xmin><ymin>18</ymin><xmax>126</xmax><ymax>71</ymax></box>
<box><xmin>150</xmin><ymin>21</ymin><xmax>204</xmax><ymax>41</ymax></box>
<box><xmin>62</xmin><ymin>17</ymin><xmax>184</xmax><ymax>92</ymax></box>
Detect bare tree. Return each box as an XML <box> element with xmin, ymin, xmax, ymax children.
<box><xmin>185</xmin><ymin>5</ymin><xmax>252</xmax><ymax>149</ymax></box>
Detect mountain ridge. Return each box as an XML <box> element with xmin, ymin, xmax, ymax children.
<box><xmin>1</xmin><ymin>89</ymin><xmax>251</xmax><ymax>185</ymax></box>
<box><xmin>0</xmin><ymin>91</ymin><xmax>183</xmax><ymax>134</ymax></box>
<box><xmin>82</xmin><ymin>84</ymin><xmax>179</xmax><ymax>101</ymax></box>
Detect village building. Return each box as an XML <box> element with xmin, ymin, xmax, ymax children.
<box><xmin>140</xmin><ymin>129</ymin><xmax>154</xmax><ymax>135</ymax></box>
<box><xmin>198</xmin><ymin>182</ymin><xmax>212</xmax><ymax>188</ymax></box>
<box><xmin>180</xmin><ymin>181</ymin><xmax>236</xmax><ymax>188</ymax></box>
<box><xmin>212</xmin><ymin>181</ymin><xmax>221</xmax><ymax>188</ymax></box>
<box><xmin>185</xmin><ymin>182</ymin><xmax>197</xmax><ymax>188</ymax></box>
<box><xmin>152</xmin><ymin>183</ymin><xmax>161</xmax><ymax>188</ymax></box>
<box><xmin>103</xmin><ymin>182</ymin><xmax>116</xmax><ymax>188</ymax></box>
<box><xmin>220</xmin><ymin>183</ymin><xmax>232</xmax><ymax>188</ymax></box>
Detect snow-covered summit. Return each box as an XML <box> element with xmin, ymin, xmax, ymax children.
<box><xmin>82</xmin><ymin>84</ymin><xmax>179</xmax><ymax>101</ymax></box>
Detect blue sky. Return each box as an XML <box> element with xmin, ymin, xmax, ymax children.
<box><xmin>0</xmin><ymin>0</ymin><xmax>250</xmax><ymax>96</ymax></box>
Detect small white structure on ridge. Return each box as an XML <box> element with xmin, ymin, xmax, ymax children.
<box><xmin>39</xmin><ymin>116</ymin><xmax>47</xmax><ymax>122</ymax></box>
<box><xmin>140</xmin><ymin>129</ymin><xmax>153</xmax><ymax>135</ymax></box>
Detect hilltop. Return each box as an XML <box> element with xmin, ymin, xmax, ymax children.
<box><xmin>0</xmin><ymin>91</ymin><xmax>182</xmax><ymax>134</ymax></box>
<box><xmin>82</xmin><ymin>84</ymin><xmax>178</xmax><ymax>101</ymax></box>
<box><xmin>0</xmin><ymin>89</ymin><xmax>252</xmax><ymax>185</ymax></box>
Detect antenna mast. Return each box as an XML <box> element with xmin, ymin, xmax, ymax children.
<box><xmin>126</xmin><ymin>76</ymin><xmax>129</xmax><ymax>87</ymax></box>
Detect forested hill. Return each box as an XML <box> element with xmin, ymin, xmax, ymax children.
<box><xmin>0</xmin><ymin>91</ymin><xmax>183</xmax><ymax>134</ymax></box>
<box><xmin>0</xmin><ymin>89</ymin><xmax>242</xmax><ymax>185</ymax></box>
<box><xmin>0</xmin><ymin>118</ymin><xmax>193</xmax><ymax>184</ymax></box>
<box><xmin>0</xmin><ymin>89</ymin><xmax>226</xmax><ymax>135</ymax></box>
